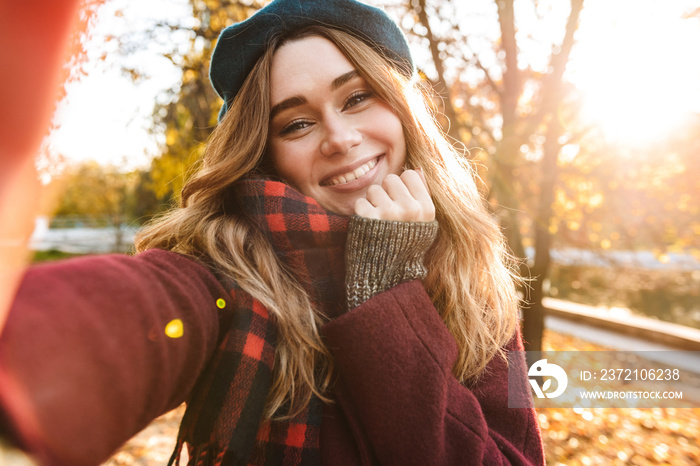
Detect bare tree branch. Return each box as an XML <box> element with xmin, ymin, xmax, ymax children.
<box><xmin>524</xmin><ymin>0</ymin><xmax>584</xmax><ymax>136</ymax></box>
<box><xmin>496</xmin><ymin>0</ymin><xmax>520</xmax><ymax>125</ymax></box>
<box><xmin>470</xmin><ymin>52</ymin><xmax>502</xmax><ymax>99</ymax></box>
<box><xmin>415</xmin><ymin>0</ymin><xmax>461</xmax><ymax>142</ymax></box>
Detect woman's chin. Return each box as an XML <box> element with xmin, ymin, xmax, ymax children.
<box><xmin>326</xmin><ymin>203</ymin><xmax>357</xmax><ymax>217</ymax></box>
<box><xmin>317</xmin><ymin>196</ymin><xmax>359</xmax><ymax>217</ymax></box>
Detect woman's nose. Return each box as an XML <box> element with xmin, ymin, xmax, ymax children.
<box><xmin>320</xmin><ymin>114</ymin><xmax>362</xmax><ymax>157</ymax></box>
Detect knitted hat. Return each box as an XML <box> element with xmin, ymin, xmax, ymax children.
<box><xmin>210</xmin><ymin>0</ymin><xmax>414</xmax><ymax>120</ymax></box>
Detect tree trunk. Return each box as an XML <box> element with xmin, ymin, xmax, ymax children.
<box><xmin>521</xmin><ymin>0</ymin><xmax>584</xmax><ymax>354</ymax></box>
<box><xmin>524</xmin><ymin>114</ymin><xmax>562</xmax><ymax>357</ymax></box>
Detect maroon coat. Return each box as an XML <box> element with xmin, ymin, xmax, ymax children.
<box><xmin>0</xmin><ymin>250</ymin><xmax>543</xmax><ymax>465</ymax></box>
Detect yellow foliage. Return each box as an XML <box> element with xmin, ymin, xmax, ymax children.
<box><xmin>183</xmin><ymin>69</ymin><xmax>197</xmax><ymax>83</ymax></box>
<box><xmin>166</xmin><ymin>129</ymin><xmax>179</xmax><ymax>146</ymax></box>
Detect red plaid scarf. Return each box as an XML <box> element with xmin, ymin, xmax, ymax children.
<box><xmin>169</xmin><ymin>179</ymin><xmax>349</xmax><ymax>466</ymax></box>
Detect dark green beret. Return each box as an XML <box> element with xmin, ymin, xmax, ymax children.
<box><xmin>210</xmin><ymin>0</ymin><xmax>414</xmax><ymax>120</ymax></box>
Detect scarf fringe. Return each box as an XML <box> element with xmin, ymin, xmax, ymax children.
<box><xmin>169</xmin><ymin>439</ymin><xmax>227</xmax><ymax>466</ymax></box>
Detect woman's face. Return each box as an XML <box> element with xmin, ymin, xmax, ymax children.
<box><xmin>267</xmin><ymin>35</ymin><xmax>406</xmax><ymax>215</ymax></box>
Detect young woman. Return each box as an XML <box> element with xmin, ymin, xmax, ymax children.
<box><xmin>0</xmin><ymin>0</ymin><xmax>543</xmax><ymax>465</ymax></box>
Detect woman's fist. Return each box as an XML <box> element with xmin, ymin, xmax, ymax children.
<box><xmin>354</xmin><ymin>169</ymin><xmax>435</xmax><ymax>222</ymax></box>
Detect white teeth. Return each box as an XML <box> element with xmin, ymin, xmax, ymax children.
<box><xmin>326</xmin><ymin>159</ymin><xmax>377</xmax><ymax>186</ymax></box>
<box><xmin>353</xmin><ymin>165</ymin><xmax>367</xmax><ymax>178</ymax></box>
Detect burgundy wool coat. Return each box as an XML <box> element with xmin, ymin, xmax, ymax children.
<box><xmin>0</xmin><ymin>250</ymin><xmax>544</xmax><ymax>465</ymax></box>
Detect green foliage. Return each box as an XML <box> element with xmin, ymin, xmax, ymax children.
<box><xmin>54</xmin><ymin>161</ymin><xmax>129</xmax><ymax>221</ymax></box>
<box><xmin>32</xmin><ymin>249</ymin><xmax>86</xmax><ymax>263</ymax></box>
<box><xmin>53</xmin><ymin>161</ymin><xmax>163</xmax><ymax>225</ymax></box>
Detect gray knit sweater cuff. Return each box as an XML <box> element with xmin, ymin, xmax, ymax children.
<box><xmin>345</xmin><ymin>215</ymin><xmax>439</xmax><ymax>310</ymax></box>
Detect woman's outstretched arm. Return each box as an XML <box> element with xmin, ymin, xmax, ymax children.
<box><xmin>0</xmin><ymin>0</ymin><xmax>85</xmax><ymax>336</ymax></box>
<box><xmin>0</xmin><ymin>250</ymin><xmax>228</xmax><ymax>465</ymax></box>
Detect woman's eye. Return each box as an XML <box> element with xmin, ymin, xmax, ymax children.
<box><xmin>344</xmin><ymin>91</ymin><xmax>372</xmax><ymax>110</ymax></box>
<box><xmin>280</xmin><ymin>119</ymin><xmax>312</xmax><ymax>135</ymax></box>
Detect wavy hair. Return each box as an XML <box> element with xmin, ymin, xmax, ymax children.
<box><xmin>136</xmin><ymin>26</ymin><xmax>519</xmax><ymax>419</ymax></box>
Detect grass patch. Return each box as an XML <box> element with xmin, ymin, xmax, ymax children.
<box><xmin>32</xmin><ymin>249</ymin><xmax>86</xmax><ymax>263</ymax></box>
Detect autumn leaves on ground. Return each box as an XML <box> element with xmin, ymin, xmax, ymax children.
<box><xmin>536</xmin><ymin>332</ymin><xmax>699</xmax><ymax>466</ymax></box>
<box><xmin>103</xmin><ymin>329</ymin><xmax>700</xmax><ymax>466</ymax></box>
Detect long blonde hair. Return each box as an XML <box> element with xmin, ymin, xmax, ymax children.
<box><xmin>136</xmin><ymin>26</ymin><xmax>519</xmax><ymax>419</ymax></box>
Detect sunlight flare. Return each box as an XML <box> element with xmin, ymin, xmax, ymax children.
<box><xmin>568</xmin><ymin>0</ymin><xmax>700</xmax><ymax>146</ymax></box>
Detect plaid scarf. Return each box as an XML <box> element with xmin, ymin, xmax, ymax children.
<box><xmin>169</xmin><ymin>179</ymin><xmax>349</xmax><ymax>466</ymax></box>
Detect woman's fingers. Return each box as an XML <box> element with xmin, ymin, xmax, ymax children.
<box><xmin>414</xmin><ymin>167</ymin><xmax>431</xmax><ymax>195</ymax></box>
<box><xmin>400</xmin><ymin>170</ymin><xmax>433</xmax><ymax>214</ymax></box>
<box><xmin>354</xmin><ymin>169</ymin><xmax>435</xmax><ymax>222</ymax></box>
<box><xmin>365</xmin><ymin>183</ymin><xmax>394</xmax><ymax>208</ymax></box>
<box><xmin>0</xmin><ymin>158</ymin><xmax>41</xmax><ymax>335</ymax></box>
<box><xmin>382</xmin><ymin>174</ymin><xmax>423</xmax><ymax>221</ymax></box>
<box><xmin>354</xmin><ymin>197</ymin><xmax>380</xmax><ymax>220</ymax></box>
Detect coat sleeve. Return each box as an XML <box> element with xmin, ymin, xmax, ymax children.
<box><xmin>0</xmin><ymin>249</ymin><xmax>229</xmax><ymax>466</ymax></box>
<box><xmin>322</xmin><ymin>280</ymin><xmax>545</xmax><ymax>466</ymax></box>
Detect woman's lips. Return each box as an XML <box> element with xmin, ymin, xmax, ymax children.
<box><xmin>321</xmin><ymin>156</ymin><xmax>383</xmax><ymax>192</ymax></box>
<box><xmin>321</xmin><ymin>157</ymin><xmax>379</xmax><ymax>186</ymax></box>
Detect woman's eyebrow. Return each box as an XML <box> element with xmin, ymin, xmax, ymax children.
<box><xmin>270</xmin><ymin>96</ymin><xmax>306</xmax><ymax>121</ymax></box>
<box><xmin>331</xmin><ymin>70</ymin><xmax>360</xmax><ymax>90</ymax></box>
<box><xmin>269</xmin><ymin>70</ymin><xmax>360</xmax><ymax>121</ymax></box>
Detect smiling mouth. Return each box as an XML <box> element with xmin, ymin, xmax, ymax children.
<box><xmin>322</xmin><ymin>158</ymin><xmax>378</xmax><ymax>186</ymax></box>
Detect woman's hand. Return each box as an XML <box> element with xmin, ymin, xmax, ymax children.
<box><xmin>354</xmin><ymin>169</ymin><xmax>435</xmax><ymax>222</ymax></box>
<box><xmin>346</xmin><ymin>168</ymin><xmax>439</xmax><ymax>309</ymax></box>
<box><xmin>1</xmin><ymin>0</ymin><xmax>85</xmax><ymax>336</ymax></box>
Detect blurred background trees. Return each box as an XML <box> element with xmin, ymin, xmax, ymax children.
<box><xmin>49</xmin><ymin>0</ymin><xmax>700</xmax><ymax>347</ymax></box>
<box><xmin>135</xmin><ymin>0</ymin><xmax>265</xmax><ymax>202</ymax></box>
<box><xmin>52</xmin><ymin>161</ymin><xmax>161</xmax><ymax>226</ymax></box>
